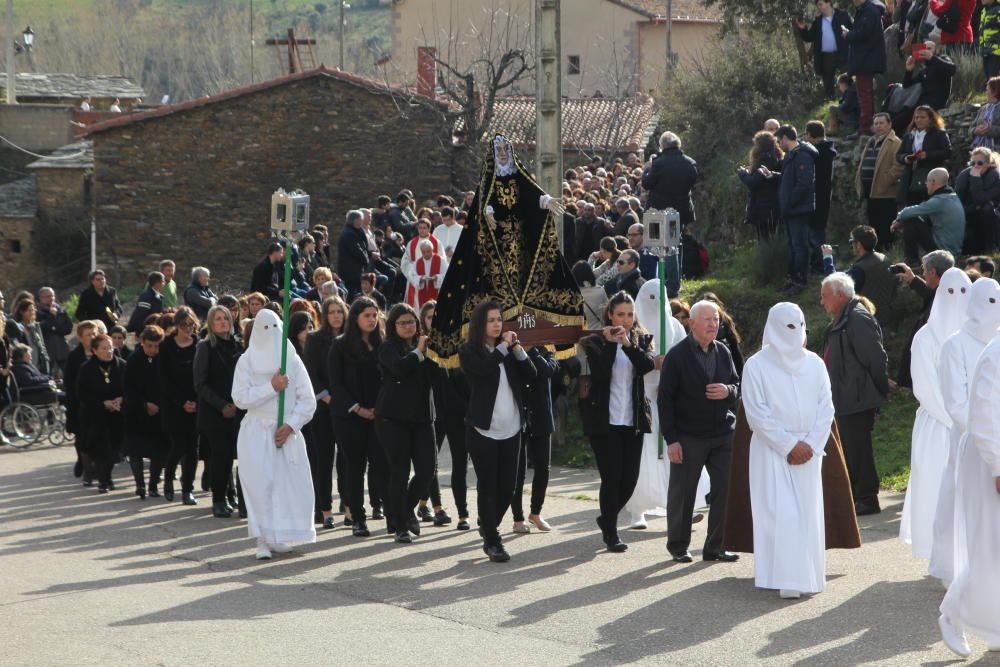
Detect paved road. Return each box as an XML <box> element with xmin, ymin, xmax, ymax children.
<box><xmin>0</xmin><ymin>444</ymin><xmax>994</xmax><ymax>666</ymax></box>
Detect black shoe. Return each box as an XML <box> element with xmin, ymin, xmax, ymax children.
<box><xmin>704</xmin><ymin>551</ymin><xmax>740</xmax><ymax>562</ymax></box>
<box><xmin>434</xmin><ymin>509</ymin><xmax>452</xmax><ymax>526</ymax></box>
<box><xmin>238</xmin><ymin>506</ymin><xmax>247</xmax><ymax>519</ymax></box>
<box><xmin>671</xmin><ymin>551</ymin><xmax>694</xmax><ymax>563</ymax></box>
<box><xmin>407</xmin><ymin>516</ymin><xmax>421</xmax><ymax>536</ymax></box>
<box><xmin>486</xmin><ymin>542</ymin><xmax>510</xmax><ymax>563</ymax></box>
<box><xmin>97</xmin><ymin>484</ymin><xmax>109</xmax><ymax>494</ymax></box>
<box><xmin>148</xmin><ymin>486</ymin><xmax>160</xmax><ymax>498</ymax></box>
<box><xmin>417</xmin><ymin>505</ymin><xmax>433</xmax><ymax>522</ymax></box>
<box><xmin>82</xmin><ymin>479</ymin><xmax>94</xmax><ymax>487</ymax></box>
<box><xmin>854</xmin><ymin>501</ymin><xmax>881</xmax><ymax>516</ymax></box>
<box><xmin>606</xmin><ymin>539</ymin><xmax>628</xmax><ymax>553</ymax></box>
<box><xmin>182</xmin><ymin>492</ymin><xmax>198</xmax><ymax>506</ymax></box>
<box><xmin>212</xmin><ymin>501</ymin><xmax>232</xmax><ymax>518</ymax></box>
<box><xmin>353</xmin><ymin>520</ymin><xmax>370</xmax><ymax>537</ymax></box>
<box><xmin>163</xmin><ymin>484</ymin><xmax>175</xmax><ymax>502</ymax></box>
<box><xmin>135</xmin><ymin>486</ymin><xmax>146</xmax><ymax>500</ymax></box>
<box><xmin>457</xmin><ymin>518</ymin><xmax>470</xmax><ymax>531</ymax></box>
<box><xmin>107</xmin><ymin>479</ymin><xmax>116</xmax><ymax>491</ymax></box>
<box><xmin>315</xmin><ymin>511</ymin><xmax>324</xmax><ymax>525</ymax></box>
<box><xmin>371</xmin><ymin>506</ymin><xmax>384</xmax><ymax>520</ymax></box>
<box><xmin>323</xmin><ymin>516</ymin><xmax>336</xmax><ymax>529</ymax></box>
<box><xmin>395</xmin><ymin>530</ymin><xmax>412</xmax><ymax>544</ymax></box>
<box><xmin>344</xmin><ymin>516</ymin><xmax>355</xmax><ymax>527</ymax></box>
<box><xmin>74</xmin><ymin>460</ymin><xmax>83</xmax><ymax>478</ymax></box>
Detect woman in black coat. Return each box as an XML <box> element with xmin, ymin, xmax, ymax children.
<box><xmin>64</xmin><ymin>321</ymin><xmax>101</xmax><ymax>483</ymax></box>
<box><xmin>193</xmin><ymin>305</ymin><xmax>243</xmax><ymax>518</ymax></box>
<box><xmin>579</xmin><ymin>291</ymin><xmax>655</xmax><ymax>552</ymax></box>
<box><xmin>511</xmin><ymin>346</ymin><xmax>558</xmax><ymax>533</ymax></box>
<box><xmin>416</xmin><ymin>301</ymin><xmax>456</xmax><ymax>527</ymax></box>
<box><xmin>75</xmin><ymin>269</ymin><xmax>122</xmax><ymax>332</ymax></box>
<box><xmin>896</xmin><ymin>105</ymin><xmax>952</xmax><ymax>206</ymax></box>
<box><xmin>737</xmin><ymin>131</ymin><xmax>783</xmax><ymax>241</ymax></box>
<box><xmin>328</xmin><ymin>296</ymin><xmax>386</xmax><ymax>538</ymax></box>
<box><xmin>76</xmin><ymin>334</ymin><xmax>126</xmax><ymax>493</ymax></box>
<box><xmin>160</xmin><ymin>307</ymin><xmax>200</xmax><ymax>505</ymax></box>
<box><xmin>459</xmin><ymin>300</ymin><xmax>537</xmax><ymax>563</ymax></box>
<box><xmin>303</xmin><ymin>296</ymin><xmax>347</xmax><ymax>529</ymax></box>
<box><xmin>375</xmin><ymin>303</ymin><xmax>436</xmax><ymax>544</ymax></box>
<box><xmin>123</xmin><ymin>325</ymin><xmax>168</xmax><ymax>499</ymax></box>
<box><xmin>954</xmin><ymin>147</ymin><xmax>1000</xmax><ymax>254</ymax></box>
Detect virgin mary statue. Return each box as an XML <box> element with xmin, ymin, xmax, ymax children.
<box><xmin>428</xmin><ymin>135</ymin><xmax>583</xmax><ymax>367</ymax></box>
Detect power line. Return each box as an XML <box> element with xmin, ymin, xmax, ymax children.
<box><xmin>0</xmin><ymin>134</ymin><xmax>87</xmax><ymax>160</ymax></box>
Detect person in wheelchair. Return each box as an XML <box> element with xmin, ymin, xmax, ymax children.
<box><xmin>10</xmin><ymin>345</ymin><xmax>65</xmax><ymax>406</ymax></box>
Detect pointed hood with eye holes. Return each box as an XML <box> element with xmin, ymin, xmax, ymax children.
<box><xmin>635</xmin><ymin>279</ymin><xmax>684</xmax><ymax>351</ymax></box>
<box><xmin>246</xmin><ymin>309</ymin><xmax>294</xmax><ymax>377</ymax></box>
<box><xmin>926</xmin><ymin>267</ymin><xmax>972</xmax><ymax>344</ymax></box>
<box><xmin>962</xmin><ymin>277</ymin><xmax>1000</xmax><ymax>344</ymax></box>
<box><xmin>760</xmin><ymin>302</ymin><xmax>810</xmax><ymax>376</ymax></box>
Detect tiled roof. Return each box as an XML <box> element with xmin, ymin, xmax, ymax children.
<box><xmin>609</xmin><ymin>0</ymin><xmax>723</xmax><ymax>22</ymax></box>
<box><xmin>0</xmin><ymin>73</ymin><xmax>144</xmax><ymax>99</ymax></box>
<box><xmin>86</xmin><ymin>67</ymin><xmax>447</xmax><ymax>136</ymax></box>
<box><xmin>0</xmin><ymin>176</ymin><xmax>37</xmax><ymax>218</ymax></box>
<box><xmin>27</xmin><ymin>140</ymin><xmax>93</xmax><ymax>170</ymax></box>
<box><xmin>466</xmin><ymin>95</ymin><xmax>658</xmax><ymax>152</ymax></box>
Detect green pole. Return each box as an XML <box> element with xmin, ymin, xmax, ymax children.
<box><xmin>277</xmin><ymin>235</ymin><xmax>292</xmax><ymax>428</ymax></box>
<box><xmin>657</xmin><ymin>255</ymin><xmax>666</xmax><ymax>459</ymax></box>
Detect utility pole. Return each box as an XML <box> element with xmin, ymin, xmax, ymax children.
<box><xmin>666</xmin><ymin>0</ymin><xmax>675</xmax><ymax>70</ymax></box>
<box><xmin>535</xmin><ymin>0</ymin><xmax>562</xmax><ymax>243</ymax></box>
<box><xmin>4</xmin><ymin>0</ymin><xmax>15</xmax><ymax>105</ymax></box>
<box><xmin>338</xmin><ymin>1</ymin><xmax>345</xmax><ymax>70</ymax></box>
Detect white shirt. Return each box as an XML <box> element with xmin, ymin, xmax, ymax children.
<box><xmin>476</xmin><ymin>343</ymin><xmax>525</xmax><ymax>440</ymax></box>
<box><xmin>433</xmin><ymin>222</ymin><xmax>463</xmax><ymax>257</ymax></box>
<box><xmin>912</xmin><ymin>129</ymin><xmax>927</xmax><ymax>153</ymax></box>
<box><xmin>608</xmin><ymin>344</ymin><xmax>634</xmax><ymax>427</ymax></box>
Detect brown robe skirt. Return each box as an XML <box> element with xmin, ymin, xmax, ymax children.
<box><xmin>723</xmin><ymin>402</ymin><xmax>862</xmax><ymax>553</ymax></box>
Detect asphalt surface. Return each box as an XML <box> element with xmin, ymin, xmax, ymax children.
<box><xmin>1</xmin><ymin>443</ymin><xmax>996</xmax><ymax>666</ymax></box>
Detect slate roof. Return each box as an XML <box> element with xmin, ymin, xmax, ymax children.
<box><xmin>27</xmin><ymin>140</ymin><xmax>93</xmax><ymax>170</ymax></box>
<box><xmin>466</xmin><ymin>95</ymin><xmax>658</xmax><ymax>152</ymax></box>
<box><xmin>0</xmin><ymin>176</ymin><xmax>37</xmax><ymax>218</ymax></box>
<box><xmin>609</xmin><ymin>0</ymin><xmax>723</xmax><ymax>22</ymax></box>
<box><xmin>0</xmin><ymin>73</ymin><xmax>145</xmax><ymax>100</ymax></box>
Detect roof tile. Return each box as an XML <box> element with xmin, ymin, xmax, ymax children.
<box><xmin>0</xmin><ymin>175</ymin><xmax>37</xmax><ymax>218</ymax></box>
<box><xmin>0</xmin><ymin>73</ymin><xmax>144</xmax><ymax>99</ymax></box>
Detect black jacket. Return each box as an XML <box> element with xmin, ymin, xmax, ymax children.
<box><xmin>375</xmin><ymin>338</ymin><xmax>432</xmax><ymax>422</ymax></box>
<box><xmin>774</xmin><ymin>141</ymin><xmax>819</xmax><ymax>217</ymax></box>
<box><xmin>192</xmin><ymin>336</ymin><xmax>242</xmax><ymax>435</ymax></box>
<box><xmin>954</xmin><ymin>164</ymin><xmax>1000</xmax><ymax>222</ymax></box>
<box><xmin>250</xmin><ymin>257</ymin><xmax>281</xmax><ymax>301</ymax></box>
<box><xmin>303</xmin><ymin>329</ymin><xmax>334</xmax><ymax>417</ymax></box>
<box><xmin>123</xmin><ymin>347</ymin><xmax>165</xmax><ymax>455</ymax></box>
<box><xmin>580</xmin><ymin>334</ymin><xmax>655</xmax><ymax>437</ymax></box>
<box><xmin>574</xmin><ymin>216</ymin><xmax>614</xmax><ymax>263</ymax></box>
<box><xmin>75</xmin><ymin>285</ymin><xmax>122</xmax><ymax>330</ymax></box>
<box><xmin>799</xmin><ymin>9</ymin><xmax>853</xmax><ymax>74</ymax></box>
<box><xmin>158</xmin><ymin>334</ymin><xmax>198</xmax><ymax>435</ymax></box>
<box><xmin>903</xmin><ymin>54</ymin><xmax>956</xmax><ymax>110</ymax></box>
<box><xmin>431</xmin><ymin>365</ymin><xmax>470</xmax><ymax>424</ymax></box>
<box><xmin>36</xmin><ymin>303</ymin><xmax>72</xmax><ymax>370</ymax></box>
<box><xmin>63</xmin><ymin>345</ymin><xmax>88</xmax><ymax>435</ymax></box>
<box><xmin>738</xmin><ymin>153</ymin><xmax>782</xmax><ymax>228</ymax></box>
<box><xmin>11</xmin><ymin>360</ymin><xmax>53</xmax><ymax>391</ymax></box>
<box><xmin>845</xmin><ymin>0</ymin><xmax>888</xmax><ymax>75</ymax></box>
<box><xmin>126</xmin><ymin>286</ymin><xmax>164</xmax><ymax>334</ymax></box>
<box><xmin>76</xmin><ymin>356</ymin><xmax>126</xmax><ymax>461</ymax></box>
<box><xmin>812</xmin><ymin>139</ymin><xmax>838</xmax><ymax>226</ymax></box>
<box><xmin>327</xmin><ymin>335</ymin><xmax>381</xmax><ymax>420</ymax></box>
<box><xmin>896</xmin><ymin>126</ymin><xmax>952</xmax><ymax>202</ymax></box>
<box><xmin>6</xmin><ymin>320</ymin><xmax>51</xmax><ymax>376</ymax></box>
<box><xmin>822</xmin><ymin>298</ymin><xmax>890</xmax><ymax>415</ymax></box>
<box><xmin>524</xmin><ymin>347</ymin><xmax>557</xmax><ymax>436</ymax></box>
<box><xmin>459</xmin><ymin>342</ymin><xmax>537</xmax><ymax>431</ymax></box>
<box><xmin>657</xmin><ymin>336</ymin><xmax>740</xmax><ymax>443</ymax></box>
<box><xmin>641</xmin><ymin>148</ymin><xmax>699</xmax><ymax>226</ymax></box>
<box><xmin>336</xmin><ymin>225</ymin><xmax>370</xmax><ymax>292</ymax></box>
<box><xmin>612</xmin><ymin>209</ymin><xmax>639</xmax><ymax>237</ymax></box>
<box><xmin>183</xmin><ymin>282</ymin><xmax>217</xmax><ymax>321</ymax></box>
<box><xmin>605</xmin><ymin>268</ymin><xmax>645</xmax><ymax>300</ymax></box>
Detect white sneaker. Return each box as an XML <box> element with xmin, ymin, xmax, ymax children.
<box><xmin>628</xmin><ymin>513</ymin><xmax>648</xmax><ymax>530</ymax></box>
<box><xmin>268</xmin><ymin>543</ymin><xmax>293</xmax><ymax>554</ymax></box>
<box><xmin>938</xmin><ymin>614</ymin><xmax>971</xmax><ymax>658</ymax></box>
<box><xmin>255</xmin><ymin>542</ymin><xmax>272</xmax><ymax>560</ymax></box>
<box><xmin>779</xmin><ymin>590</ymin><xmax>801</xmax><ymax>599</ymax></box>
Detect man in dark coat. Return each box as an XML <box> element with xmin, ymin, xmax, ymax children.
<box><xmin>805</xmin><ymin>121</ymin><xmax>838</xmax><ymax>274</ymax></box>
<box><xmin>36</xmin><ymin>287</ymin><xmax>73</xmax><ymax>375</ymax></box>
<box><xmin>798</xmin><ymin>0</ymin><xmax>854</xmax><ymax>99</ymax></box>
<box><xmin>902</xmin><ymin>41</ymin><xmax>957</xmax><ymax>110</ymax></box>
<box><xmin>249</xmin><ymin>242</ymin><xmax>284</xmax><ymax>302</ymax></box>
<box><xmin>336</xmin><ymin>210</ymin><xmax>371</xmax><ymax>297</ymax></box>
<box><xmin>641</xmin><ymin>131</ymin><xmax>699</xmax><ymax>227</ymax></box>
<box><xmin>844</xmin><ymin>0</ymin><xmax>888</xmax><ymax>134</ymax></box>
<box><xmin>126</xmin><ymin>272</ymin><xmax>165</xmax><ymax>334</ymax></box>
<box><xmin>75</xmin><ymin>269</ymin><xmax>122</xmax><ymax>331</ymax></box>
<box><xmin>605</xmin><ymin>249</ymin><xmax>645</xmax><ymax>299</ymax></box>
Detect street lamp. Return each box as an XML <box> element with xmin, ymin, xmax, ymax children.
<box><xmin>339</xmin><ymin>1</ymin><xmax>350</xmax><ymax>70</ymax></box>
<box><xmin>21</xmin><ymin>25</ymin><xmax>32</xmax><ymax>50</ymax></box>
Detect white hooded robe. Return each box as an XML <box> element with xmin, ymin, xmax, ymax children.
<box><xmin>232</xmin><ymin>309</ymin><xmax>318</xmax><ymax>546</ymax></box>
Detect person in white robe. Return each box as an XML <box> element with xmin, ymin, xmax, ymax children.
<box><xmin>900</xmin><ymin>267</ymin><xmax>971</xmax><ymax>560</ymax></box>
<box><xmin>930</xmin><ymin>278</ymin><xmax>1000</xmax><ymax>584</ymax></box>
<box><xmin>741</xmin><ymin>302</ymin><xmax>835</xmax><ymax>599</ymax></box>
<box><xmin>939</xmin><ymin>307</ymin><xmax>1000</xmax><ymax>658</ymax></box>
<box><xmin>624</xmin><ymin>279</ymin><xmax>709</xmax><ymax>530</ymax></box>
<box><xmin>432</xmin><ymin>214</ymin><xmax>463</xmax><ymax>260</ymax></box>
<box><xmin>231</xmin><ymin>309</ymin><xmax>317</xmax><ymax>560</ymax></box>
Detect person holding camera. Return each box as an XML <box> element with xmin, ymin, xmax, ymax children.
<box><xmin>578</xmin><ymin>291</ymin><xmax>656</xmax><ymax>552</ymax></box>
<box><xmin>821</xmin><ymin>225</ymin><xmax>898</xmax><ymax>327</ymax></box>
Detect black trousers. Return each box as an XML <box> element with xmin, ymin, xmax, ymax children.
<box><xmin>902</xmin><ymin>216</ymin><xmax>938</xmax><ymax>264</ymax></box>
<box><xmin>129</xmin><ymin>450</ymin><xmax>164</xmax><ymax>490</ymax></box>
<box><xmin>512</xmin><ymin>430</ymin><xmax>552</xmax><ymax>521</ymax></box>
<box><xmin>866</xmin><ymin>197</ymin><xmax>898</xmax><ymax>251</ymax></box>
<box><xmin>336</xmin><ymin>415</ymin><xmax>386</xmax><ymax>522</ymax></box>
<box><xmin>666</xmin><ymin>432</ymin><xmax>733</xmax><ymax>556</ymax></box>
<box><xmin>425</xmin><ymin>416</ymin><xmax>470</xmax><ymax>516</ymax></box>
<box><xmin>467</xmin><ymin>427</ymin><xmax>520</xmax><ymax>543</ymax></box>
<box><xmin>164</xmin><ymin>431</ymin><xmax>198</xmax><ymax>493</ymax></box>
<box><xmin>376</xmin><ymin>419</ymin><xmax>436</xmax><ymax>528</ymax></box>
<box><xmin>819</xmin><ymin>51</ymin><xmax>838</xmax><ymax>99</ymax></box>
<box><xmin>589</xmin><ymin>426</ymin><xmax>643</xmax><ymax>535</ymax></box>
<box><xmin>204</xmin><ymin>428</ymin><xmax>237</xmax><ymax>505</ymax></box>
<box><xmin>837</xmin><ymin>409</ymin><xmax>880</xmax><ymax>506</ymax></box>
<box><xmin>304</xmin><ymin>405</ymin><xmax>336</xmax><ymax>513</ymax></box>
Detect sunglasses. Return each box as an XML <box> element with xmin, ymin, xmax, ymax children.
<box><xmin>616</xmin><ymin>259</ymin><xmax>630</xmax><ymax>265</ymax></box>
<box><xmin>970</xmin><ymin>160</ymin><xmax>987</xmax><ymax>166</ymax></box>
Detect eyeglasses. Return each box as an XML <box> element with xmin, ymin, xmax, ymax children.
<box><xmin>970</xmin><ymin>160</ymin><xmax>987</xmax><ymax>166</ymax></box>
<box><xmin>616</xmin><ymin>259</ymin><xmax>629</xmax><ymax>265</ymax></box>
<box><xmin>396</xmin><ymin>319</ymin><xmax>418</xmax><ymax>327</ymax></box>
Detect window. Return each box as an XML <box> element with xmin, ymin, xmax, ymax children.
<box><xmin>567</xmin><ymin>55</ymin><xmax>580</xmax><ymax>75</ymax></box>
<box><xmin>8</xmin><ymin>240</ymin><xmax>21</xmax><ymax>254</ymax></box>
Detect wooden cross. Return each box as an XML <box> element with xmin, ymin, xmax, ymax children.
<box><xmin>265</xmin><ymin>28</ymin><xmax>317</xmax><ymax>75</ymax></box>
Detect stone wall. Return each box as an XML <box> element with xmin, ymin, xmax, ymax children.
<box><xmin>0</xmin><ymin>104</ymin><xmax>74</xmax><ymax>152</ymax></box>
<box><xmin>0</xmin><ymin>214</ymin><xmax>46</xmax><ymax>289</ymax></box>
<box><xmin>92</xmin><ymin>75</ymin><xmax>456</xmax><ymax>289</ymax></box>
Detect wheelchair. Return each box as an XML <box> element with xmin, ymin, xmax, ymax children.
<box><xmin>0</xmin><ymin>374</ymin><xmax>68</xmax><ymax>450</ymax></box>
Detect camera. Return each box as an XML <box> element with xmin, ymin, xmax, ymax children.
<box><xmin>888</xmin><ymin>265</ymin><xmax>906</xmax><ymax>275</ymax></box>
<box><xmin>270</xmin><ymin>188</ymin><xmax>310</xmax><ymax>233</ymax></box>
<box><xmin>643</xmin><ymin>207</ymin><xmax>681</xmax><ymax>252</ymax></box>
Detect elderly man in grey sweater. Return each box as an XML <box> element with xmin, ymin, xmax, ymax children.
<box><xmin>891</xmin><ymin>167</ymin><xmax>965</xmax><ymax>266</ymax></box>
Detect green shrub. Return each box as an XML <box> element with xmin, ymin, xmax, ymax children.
<box><xmin>950</xmin><ymin>50</ymin><xmax>987</xmax><ymax>104</ymax></box>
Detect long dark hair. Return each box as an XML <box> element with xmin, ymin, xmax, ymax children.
<box><xmin>418</xmin><ymin>300</ymin><xmax>436</xmax><ymax>336</ymax></box>
<box><xmin>318</xmin><ymin>295</ymin><xmax>348</xmax><ymax>338</ymax></box>
<box><xmin>343</xmin><ymin>296</ymin><xmax>384</xmax><ymax>356</ymax></box>
<box><xmin>385</xmin><ymin>303</ymin><xmax>419</xmax><ymax>351</ymax></box>
<box><xmin>288</xmin><ymin>311</ymin><xmax>313</xmax><ymax>356</ymax></box>
<box><xmin>749</xmin><ymin>130</ymin><xmax>783</xmax><ymax>170</ymax></box>
<box><xmin>467</xmin><ymin>300</ymin><xmax>502</xmax><ymax>351</ymax></box>
<box><xmin>909</xmin><ymin>104</ymin><xmax>945</xmax><ymax>131</ymax></box>
<box><xmin>602</xmin><ymin>291</ymin><xmax>647</xmax><ymax>345</ymax></box>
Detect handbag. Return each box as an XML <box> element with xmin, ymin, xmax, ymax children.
<box><xmin>887</xmin><ymin>81</ymin><xmax>923</xmax><ymax>113</ymax></box>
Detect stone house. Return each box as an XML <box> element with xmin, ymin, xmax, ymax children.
<box><xmin>85</xmin><ymin>67</ymin><xmax>456</xmax><ymax>289</ymax></box>
<box><xmin>0</xmin><ymin>73</ymin><xmax>144</xmax><ymax>109</ymax></box>
<box><xmin>0</xmin><ymin>176</ymin><xmax>43</xmax><ymax>288</ymax></box>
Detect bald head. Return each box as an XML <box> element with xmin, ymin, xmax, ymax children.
<box><xmin>764</xmin><ymin>118</ymin><xmax>780</xmax><ymax>133</ymax></box>
<box><xmin>927</xmin><ymin>167</ymin><xmax>949</xmax><ymax>194</ymax></box>
<box><xmin>689</xmin><ymin>300</ymin><xmax>720</xmax><ymax>349</ymax></box>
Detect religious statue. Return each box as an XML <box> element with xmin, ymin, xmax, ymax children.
<box><xmin>428</xmin><ymin>135</ymin><xmax>584</xmax><ymax>367</ymax></box>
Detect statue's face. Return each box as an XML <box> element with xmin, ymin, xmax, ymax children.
<box><xmin>496</xmin><ymin>142</ymin><xmax>511</xmax><ymax>165</ymax></box>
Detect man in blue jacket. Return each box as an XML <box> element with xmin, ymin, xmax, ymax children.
<box><xmin>762</xmin><ymin>125</ymin><xmax>818</xmax><ymax>294</ymax></box>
